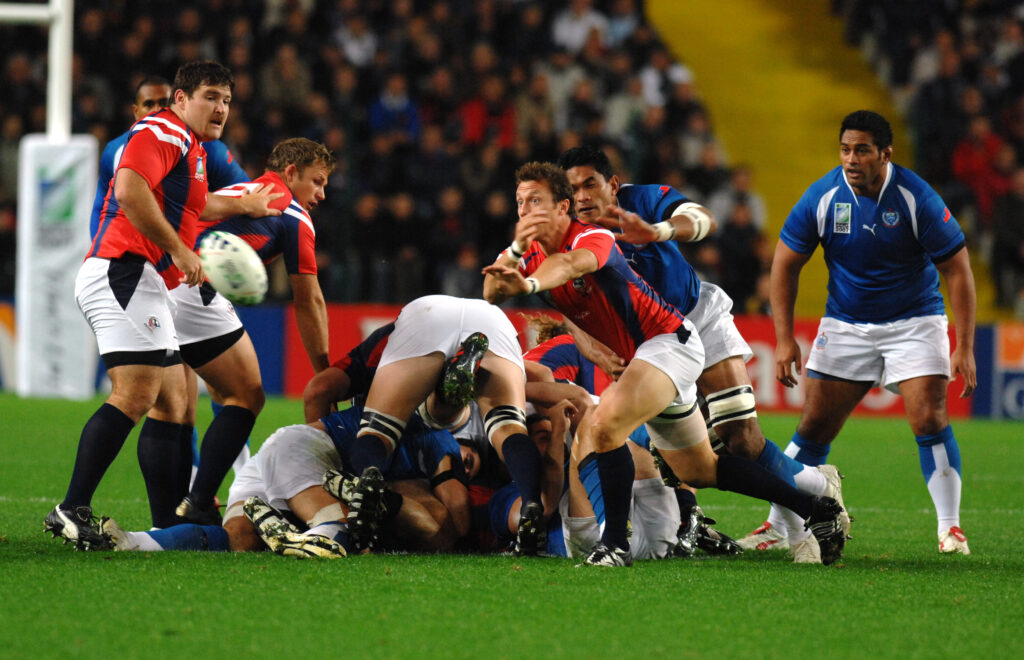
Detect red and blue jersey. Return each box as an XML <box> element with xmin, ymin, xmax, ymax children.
<box><xmin>329</xmin><ymin>322</ymin><xmax>395</xmax><ymax>400</ymax></box>
<box><xmin>523</xmin><ymin>334</ymin><xmax>611</xmax><ymax>395</ymax></box>
<box><xmin>517</xmin><ymin>220</ymin><xmax>685</xmax><ymax>361</ymax></box>
<box><xmin>90</xmin><ymin>108</ymin><xmax>208</xmax><ymax>289</ymax></box>
<box><xmin>198</xmin><ymin>170</ymin><xmax>317</xmax><ymax>276</ymax></box>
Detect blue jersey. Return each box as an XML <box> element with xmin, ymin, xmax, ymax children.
<box><xmin>780</xmin><ymin>163</ymin><xmax>965</xmax><ymax>323</ymax></box>
<box><xmin>615</xmin><ymin>184</ymin><xmax>702</xmax><ymax>315</ymax></box>
<box><xmin>320</xmin><ymin>405</ymin><xmax>464</xmax><ymax>481</ymax></box>
<box><xmin>90</xmin><ymin>132</ymin><xmax>248</xmax><ymax>238</ymax></box>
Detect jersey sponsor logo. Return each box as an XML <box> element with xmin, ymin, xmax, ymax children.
<box><xmin>815</xmin><ymin>331</ymin><xmax>828</xmax><ymax>350</ymax></box>
<box><xmin>571</xmin><ymin>277</ymin><xmax>590</xmax><ymax>296</ymax></box>
<box><xmin>195</xmin><ymin>156</ymin><xmax>206</xmax><ymax>183</ymax></box>
<box><xmin>862</xmin><ymin>223</ymin><xmax>877</xmax><ymax>236</ymax></box>
<box><xmin>833</xmin><ymin>203</ymin><xmax>851</xmax><ymax>234</ymax></box>
<box><xmin>659</xmin><ymin>186</ymin><xmax>669</xmax><ymax>197</ymax></box>
<box><xmin>942</xmin><ymin>207</ymin><xmax>951</xmax><ymax>223</ymax></box>
<box><xmin>882</xmin><ymin>211</ymin><xmax>900</xmax><ymax>227</ymax></box>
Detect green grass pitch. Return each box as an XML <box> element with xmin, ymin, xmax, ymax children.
<box><xmin>1</xmin><ymin>393</ymin><xmax>1021</xmax><ymax>658</ymax></box>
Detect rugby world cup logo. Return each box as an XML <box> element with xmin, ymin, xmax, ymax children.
<box><xmin>815</xmin><ymin>331</ymin><xmax>828</xmax><ymax>350</ymax></box>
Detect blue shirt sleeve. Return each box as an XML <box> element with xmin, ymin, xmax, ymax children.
<box><xmin>201</xmin><ymin>140</ymin><xmax>249</xmax><ymax>189</ymax></box>
<box><xmin>911</xmin><ymin>178</ymin><xmax>965</xmax><ymax>260</ymax></box>
<box><xmin>780</xmin><ymin>185</ymin><xmax>824</xmax><ymax>255</ymax></box>
<box><xmin>90</xmin><ymin>138</ymin><xmax>122</xmax><ymax>239</ymax></box>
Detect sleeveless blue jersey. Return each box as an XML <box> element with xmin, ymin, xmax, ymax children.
<box><xmin>615</xmin><ymin>183</ymin><xmax>702</xmax><ymax>315</ymax></box>
<box><xmin>91</xmin><ymin>133</ymin><xmax>249</xmax><ymax>238</ymax></box>
<box><xmin>780</xmin><ymin>163</ymin><xmax>965</xmax><ymax>323</ymax></box>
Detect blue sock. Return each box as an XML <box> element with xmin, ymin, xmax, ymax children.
<box><xmin>308</xmin><ymin>522</ymin><xmax>352</xmax><ymax>553</ymax></box>
<box><xmin>789</xmin><ymin>431</ymin><xmax>830</xmax><ymax>466</ymax></box>
<box><xmin>191</xmin><ymin>427</ymin><xmax>200</xmax><ymax>470</ymax></box>
<box><xmin>146</xmin><ymin>524</ymin><xmax>229</xmax><ymax>551</ymax></box>
<box><xmin>500</xmin><ymin>433</ymin><xmax>543</xmax><ymax>507</ymax></box>
<box><xmin>915</xmin><ymin>426</ymin><xmax>961</xmax><ymax>481</ymax></box>
<box><xmin>578</xmin><ymin>455</ymin><xmax>604</xmax><ymax>525</ymax></box>
<box><xmin>756</xmin><ymin>439</ymin><xmax>798</xmax><ymax>487</ymax></box>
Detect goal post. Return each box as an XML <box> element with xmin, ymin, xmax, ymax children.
<box><xmin>3</xmin><ymin>0</ymin><xmax>99</xmax><ymax>398</ymax></box>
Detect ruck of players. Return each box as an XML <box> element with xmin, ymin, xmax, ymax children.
<box><xmin>44</xmin><ymin>58</ymin><xmax>974</xmax><ymax>567</ymax></box>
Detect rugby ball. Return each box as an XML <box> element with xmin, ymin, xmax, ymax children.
<box><xmin>199</xmin><ymin>230</ymin><xmax>268</xmax><ymax>305</ymax></box>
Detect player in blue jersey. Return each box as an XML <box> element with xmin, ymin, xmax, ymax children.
<box><xmin>769</xmin><ymin>110</ymin><xmax>976</xmax><ymax>555</ymax></box>
<box><xmin>484</xmin><ymin>162</ymin><xmax>847</xmax><ymax>566</ymax></box>
<box><xmin>559</xmin><ymin>146</ymin><xmax>845</xmax><ymax>562</ymax></box>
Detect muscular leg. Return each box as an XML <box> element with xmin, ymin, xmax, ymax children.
<box><xmin>900</xmin><ymin>375</ymin><xmax>964</xmax><ymax>535</ymax></box>
<box><xmin>186</xmin><ymin>333</ymin><xmax>264</xmax><ymax>508</ymax></box>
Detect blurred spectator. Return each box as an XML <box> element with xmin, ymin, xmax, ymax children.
<box><xmin>687</xmin><ymin>142</ymin><xmax>732</xmax><ymax>199</ymax></box>
<box><xmin>334</xmin><ymin>13</ymin><xmax>378</xmax><ymax>68</ymax></box>
<box><xmin>708</xmin><ymin>164</ymin><xmax>767</xmax><ymax>230</ymax></box>
<box><xmin>991</xmin><ymin>167</ymin><xmax>1024</xmax><ymax>307</ymax></box>
<box><xmin>460</xmin><ymin>75</ymin><xmax>516</xmax><ymax>149</ymax></box>
<box><xmin>551</xmin><ymin>0</ymin><xmax>609</xmax><ymax>55</ymax></box>
<box><xmin>951</xmin><ymin>114</ymin><xmax>1011</xmax><ymax>229</ymax></box>
<box><xmin>440</xmin><ymin>243</ymin><xmax>483</xmax><ymax>299</ymax></box>
<box><xmin>607</xmin><ymin>0</ymin><xmax>642</xmax><ymax>48</ymax></box>
<box><xmin>260</xmin><ymin>43</ymin><xmax>315</xmax><ymax>112</ymax></box>
<box><xmin>716</xmin><ymin>202</ymin><xmax>765</xmax><ymax>313</ymax></box>
<box><xmin>369</xmin><ymin>71</ymin><xmax>421</xmax><ymax>146</ymax></box>
<box><xmin>639</xmin><ymin>45</ymin><xmax>693</xmax><ymax>107</ymax></box>
<box><xmin>911</xmin><ymin>49</ymin><xmax>967</xmax><ymax>183</ymax></box>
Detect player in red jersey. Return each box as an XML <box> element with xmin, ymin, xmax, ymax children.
<box><xmin>173</xmin><ymin>138</ymin><xmax>337</xmax><ymax>526</ymax></box>
<box><xmin>45</xmin><ymin>61</ymin><xmax>238</xmax><ymax>548</ymax></box>
<box><xmin>302</xmin><ymin>322</ymin><xmax>396</xmax><ymax>423</ymax></box>
<box><xmin>483</xmin><ymin>162</ymin><xmax>848</xmax><ymax>566</ymax></box>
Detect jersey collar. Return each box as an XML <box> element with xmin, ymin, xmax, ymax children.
<box><xmin>842</xmin><ymin>161</ymin><xmax>892</xmax><ymax>206</ymax></box>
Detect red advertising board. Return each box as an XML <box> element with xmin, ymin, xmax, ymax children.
<box><xmin>284</xmin><ymin>304</ymin><xmax>970</xmax><ymax>418</ymax></box>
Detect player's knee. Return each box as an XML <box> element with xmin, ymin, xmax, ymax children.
<box><xmin>717</xmin><ymin>419</ymin><xmax>764</xmax><ymax>460</ymax></box>
<box><xmin>224</xmin><ymin>516</ymin><xmax>263</xmax><ymax>552</ymax></box>
<box><xmin>484</xmin><ymin>405</ymin><xmax>527</xmax><ymax>449</ymax></box>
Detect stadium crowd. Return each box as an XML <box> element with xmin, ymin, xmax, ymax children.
<box><xmin>0</xmin><ymin>0</ymin><xmax>772</xmax><ymax>315</ymax></box>
<box><xmin>839</xmin><ymin>0</ymin><xmax>1024</xmax><ymax>313</ymax></box>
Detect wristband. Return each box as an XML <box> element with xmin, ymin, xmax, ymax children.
<box><xmin>652</xmin><ymin>221</ymin><xmax>676</xmax><ymax>242</ymax></box>
<box><xmin>506</xmin><ymin>241</ymin><xmax>526</xmax><ymax>260</ymax></box>
<box><xmin>673</xmin><ymin>202</ymin><xmax>712</xmax><ymax>242</ymax></box>
<box><xmin>525</xmin><ymin>277</ymin><xmax>540</xmax><ymax>295</ymax></box>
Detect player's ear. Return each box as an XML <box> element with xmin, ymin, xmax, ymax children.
<box><xmin>558</xmin><ymin>197</ymin><xmax>571</xmax><ymax>215</ymax></box>
<box><xmin>882</xmin><ymin>145</ymin><xmax>893</xmax><ymax>163</ymax></box>
<box><xmin>174</xmin><ymin>88</ymin><xmax>188</xmax><ymax>106</ymax></box>
<box><xmin>608</xmin><ymin>174</ymin><xmax>620</xmax><ymax>195</ymax></box>
<box><xmin>283</xmin><ymin>163</ymin><xmax>298</xmax><ymax>183</ymax></box>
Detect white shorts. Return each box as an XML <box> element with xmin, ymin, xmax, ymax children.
<box><xmin>805</xmin><ymin>315</ymin><xmax>951</xmax><ymax>393</ymax></box>
<box><xmin>224</xmin><ymin>454</ymin><xmax>268</xmax><ymax>523</ymax></box>
<box><xmin>75</xmin><ymin>256</ymin><xmax>179</xmax><ymax>357</ymax></box>
<box><xmin>632</xmin><ymin>319</ymin><xmax>704</xmax><ymax>407</ymax></box>
<box><xmin>169</xmin><ymin>283</ymin><xmax>243</xmax><ymax>346</ymax></box>
<box><xmin>380</xmin><ymin>295</ymin><xmax>525</xmax><ymax>373</ymax></box>
<box><xmin>686</xmin><ymin>282</ymin><xmax>752</xmax><ymax>368</ymax></box>
<box><xmin>255</xmin><ymin>424</ymin><xmax>343</xmax><ymax>512</ymax></box>
<box><xmin>558</xmin><ymin>477</ymin><xmax>679</xmax><ymax>560</ymax></box>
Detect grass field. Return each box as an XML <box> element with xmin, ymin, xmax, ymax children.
<box><xmin>1</xmin><ymin>393</ymin><xmax>1021</xmax><ymax>658</ymax></box>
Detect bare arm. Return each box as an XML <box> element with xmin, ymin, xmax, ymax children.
<box><xmin>769</xmin><ymin>240</ymin><xmax>813</xmax><ymax>388</ymax></box>
<box><xmin>608</xmin><ymin>202</ymin><xmax>718</xmax><ymax>245</ymax></box>
<box><xmin>290</xmin><ymin>272</ymin><xmax>330</xmax><ymax>373</ymax></box>
<box><xmin>483</xmin><ymin>248</ymin><xmax>599</xmax><ymax>304</ymax></box>
<box><xmin>935</xmin><ymin>246</ymin><xmax>977</xmax><ymax>398</ymax></box>
<box><xmin>563</xmin><ymin>317</ymin><xmax>625</xmax><ymax>380</ymax></box>
<box><xmin>202</xmin><ymin>183</ymin><xmax>284</xmax><ymax>220</ymax></box>
<box><xmin>302</xmin><ymin>366</ymin><xmax>348</xmax><ymax>422</ymax></box>
<box><xmin>115</xmin><ymin>168</ymin><xmax>204</xmax><ymax>286</ymax></box>
<box><xmin>430</xmin><ymin>455</ymin><xmax>471</xmax><ymax>538</ymax></box>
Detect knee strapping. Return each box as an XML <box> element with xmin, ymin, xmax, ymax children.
<box><xmin>357</xmin><ymin>408</ymin><xmax>406</xmax><ymax>452</ymax></box>
<box><xmin>706</xmin><ymin>385</ymin><xmax>757</xmax><ymax>427</ymax></box>
<box><xmin>307</xmin><ymin>502</ymin><xmax>346</xmax><ymax>527</ymax></box>
<box><xmin>484</xmin><ymin>405</ymin><xmax>526</xmax><ymax>443</ymax></box>
<box><xmin>647</xmin><ymin>402</ymin><xmax>706</xmax><ymax>451</ymax></box>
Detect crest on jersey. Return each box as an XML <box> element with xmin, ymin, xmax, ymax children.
<box><xmin>146</xmin><ymin>316</ymin><xmax>161</xmax><ymax>331</ymax></box>
<box><xmin>833</xmin><ymin>203</ymin><xmax>851</xmax><ymax>234</ymax></box>
<box><xmin>882</xmin><ymin>211</ymin><xmax>900</xmax><ymax>227</ymax></box>
<box><xmin>815</xmin><ymin>331</ymin><xmax>828</xmax><ymax>350</ymax></box>
<box><xmin>195</xmin><ymin>156</ymin><xmax>206</xmax><ymax>183</ymax></box>
<box><xmin>572</xmin><ymin>277</ymin><xmax>589</xmax><ymax>296</ymax></box>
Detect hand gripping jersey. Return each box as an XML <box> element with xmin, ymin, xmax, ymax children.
<box><xmin>523</xmin><ymin>334</ymin><xmax>611</xmax><ymax>395</ymax></box>
<box><xmin>90</xmin><ymin>108</ymin><xmax>208</xmax><ymax>289</ymax></box>
<box><xmin>780</xmin><ymin>163</ymin><xmax>966</xmax><ymax>323</ymax></box>
<box><xmin>91</xmin><ymin>133</ymin><xmax>248</xmax><ymax>239</ymax></box>
<box><xmin>517</xmin><ymin>219</ymin><xmax>686</xmax><ymax>361</ymax></box>
<box><xmin>198</xmin><ymin>170</ymin><xmax>317</xmax><ymax>276</ymax></box>
<box><xmin>615</xmin><ymin>183</ymin><xmax>702</xmax><ymax>315</ymax></box>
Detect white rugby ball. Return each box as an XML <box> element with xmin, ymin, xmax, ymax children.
<box><xmin>199</xmin><ymin>230</ymin><xmax>268</xmax><ymax>305</ymax></box>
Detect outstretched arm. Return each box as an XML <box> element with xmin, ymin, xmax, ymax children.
<box><xmin>202</xmin><ymin>183</ymin><xmax>283</xmax><ymax>220</ymax></box>
<box><xmin>483</xmin><ymin>248</ymin><xmax>599</xmax><ymax>304</ymax></box>
<box><xmin>769</xmin><ymin>240</ymin><xmax>812</xmax><ymax>388</ymax></box>
<box><xmin>935</xmin><ymin>246</ymin><xmax>977</xmax><ymax>398</ymax></box>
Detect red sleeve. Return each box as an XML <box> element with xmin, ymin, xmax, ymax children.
<box><xmin>117</xmin><ymin>125</ymin><xmax>183</xmax><ymax>190</ymax></box>
<box><xmin>268</xmin><ymin>181</ymin><xmax>293</xmax><ymax>212</ymax></box>
<box><xmin>570</xmin><ymin>226</ymin><xmax>614</xmax><ymax>268</ymax></box>
<box><xmin>296</xmin><ymin>218</ymin><xmax>318</xmax><ymax>275</ymax></box>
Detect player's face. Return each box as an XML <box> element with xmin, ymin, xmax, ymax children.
<box><xmin>516</xmin><ymin>180</ymin><xmax>571</xmax><ymax>245</ymax></box>
<box><xmin>131</xmin><ymin>84</ymin><xmax>171</xmax><ymax>121</ymax></box>
<box><xmin>178</xmin><ymin>84</ymin><xmax>231</xmax><ymax>142</ymax></box>
<box><xmin>565</xmin><ymin>165</ymin><xmax>617</xmax><ymax>226</ymax></box>
<box><xmin>284</xmin><ymin>161</ymin><xmax>329</xmax><ymax>211</ymax></box>
<box><xmin>460</xmin><ymin>445</ymin><xmax>481</xmax><ymax>480</ymax></box>
<box><xmin>527</xmin><ymin>418</ymin><xmax>553</xmax><ymax>455</ymax></box>
<box><xmin>839</xmin><ymin>129</ymin><xmax>892</xmax><ymax>196</ymax></box>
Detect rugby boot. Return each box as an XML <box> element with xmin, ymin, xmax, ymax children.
<box><xmin>175</xmin><ymin>495</ymin><xmax>223</xmax><ymax>526</ymax></box>
<box><xmin>347</xmin><ymin>466</ymin><xmax>386</xmax><ymax>552</ymax></box>
<box><xmin>805</xmin><ymin>496</ymin><xmax>846</xmax><ymax>566</ymax></box>
<box><xmin>818</xmin><ymin>464</ymin><xmax>852</xmax><ymax>538</ymax></box>
<box><xmin>44</xmin><ymin>505</ymin><xmax>113</xmax><ymax>551</ymax></box>
<box><xmin>737</xmin><ymin>520</ymin><xmax>789</xmax><ymax>551</ymax></box>
<box><xmin>938</xmin><ymin>526</ymin><xmax>971</xmax><ymax>555</ymax></box>
<box><xmin>581</xmin><ymin>542</ymin><xmax>632</xmax><ymax>567</ymax></box>
<box><xmin>438</xmin><ymin>332</ymin><xmax>489</xmax><ymax>407</ymax></box>
<box><xmin>514</xmin><ymin>500</ymin><xmax>547</xmax><ymax>556</ymax></box>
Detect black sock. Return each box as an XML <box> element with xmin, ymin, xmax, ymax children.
<box><xmin>349</xmin><ymin>436</ymin><xmax>390</xmax><ymax>475</ymax></box>
<box><xmin>137</xmin><ymin>418</ymin><xmax>185</xmax><ymax>528</ymax></box>
<box><xmin>174</xmin><ymin>425</ymin><xmax>195</xmax><ymax>506</ymax></box>
<box><xmin>674</xmin><ymin>488</ymin><xmax>698</xmax><ymax>513</ymax></box>
<box><xmin>500</xmin><ymin>433</ymin><xmax>543</xmax><ymax>508</ymax></box>
<box><xmin>62</xmin><ymin>403</ymin><xmax>136</xmax><ymax>509</ymax></box>
<box><xmin>189</xmin><ymin>405</ymin><xmax>256</xmax><ymax>507</ymax></box>
<box><xmin>595</xmin><ymin>444</ymin><xmax>634</xmax><ymax>551</ymax></box>
<box><xmin>715</xmin><ymin>454</ymin><xmax>811</xmax><ymax>519</ymax></box>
